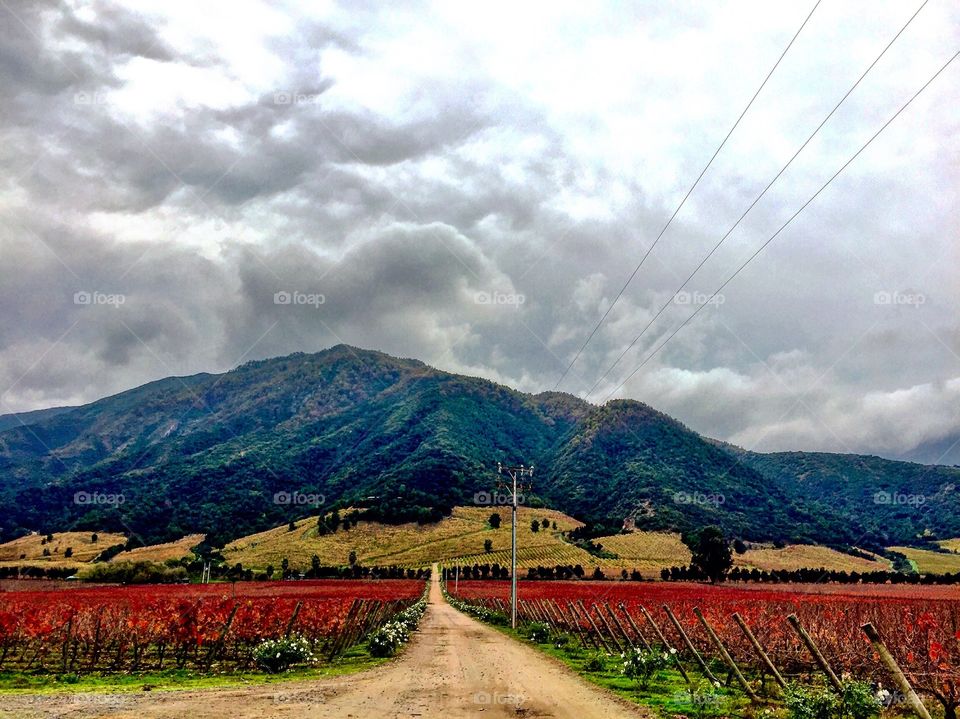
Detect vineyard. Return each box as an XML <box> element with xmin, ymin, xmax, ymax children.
<box><xmin>449</xmin><ymin>580</ymin><xmax>960</xmax><ymax>718</ymax></box>
<box><xmin>891</xmin><ymin>546</ymin><xmax>960</xmax><ymax>575</ymax></box>
<box><xmin>223</xmin><ymin>506</ymin><xmax>584</xmax><ymax>570</ymax></box>
<box><xmin>0</xmin><ymin>579</ymin><xmax>425</xmax><ymax>674</ymax></box>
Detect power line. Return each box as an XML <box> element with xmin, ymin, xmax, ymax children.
<box><xmin>585</xmin><ymin>0</ymin><xmax>929</xmax><ymax>397</ymax></box>
<box><xmin>552</xmin><ymin>0</ymin><xmax>822</xmax><ymax>391</ymax></box>
<box><xmin>600</xmin><ymin>48</ymin><xmax>959</xmax><ymax>403</ymax></box>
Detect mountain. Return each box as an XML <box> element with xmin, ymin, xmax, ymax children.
<box><xmin>893</xmin><ymin>433</ymin><xmax>960</xmax><ymax>467</ymax></box>
<box><xmin>0</xmin><ymin>405</ymin><xmax>77</xmax><ymax>433</ymax></box>
<box><xmin>0</xmin><ymin>345</ymin><xmax>957</xmax><ymax>550</ymax></box>
<box><xmin>718</xmin><ymin>447</ymin><xmax>960</xmax><ymax>546</ymax></box>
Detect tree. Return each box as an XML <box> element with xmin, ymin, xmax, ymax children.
<box><xmin>348</xmin><ymin>550</ymin><xmax>357</xmax><ymax>566</ymax></box>
<box><xmin>489</xmin><ymin>512</ymin><xmax>501</xmax><ymax>529</ymax></box>
<box><xmin>733</xmin><ymin>538</ymin><xmax>747</xmax><ymax>555</ymax></box>
<box><xmin>288</xmin><ymin>519</ymin><xmax>296</xmax><ymax>532</ymax></box>
<box><xmin>45</xmin><ymin>533</ymin><xmax>54</xmax><ymax>542</ymax></box>
<box><xmin>265</xmin><ymin>564</ymin><xmax>274</xmax><ymax>578</ymax></box>
<box><xmin>683</xmin><ymin>526</ymin><xmax>733</xmax><ymax>582</ymax></box>
<box><xmin>484</xmin><ymin>539</ymin><xmax>493</xmax><ymax>553</ymax></box>
<box><xmin>64</xmin><ymin>547</ymin><xmax>73</xmax><ymax>558</ymax></box>
<box><xmin>531</xmin><ymin>520</ymin><xmax>540</xmax><ymax>533</ymax></box>
<box><xmin>91</xmin><ymin>533</ymin><xmax>98</xmax><ymax>543</ymax></box>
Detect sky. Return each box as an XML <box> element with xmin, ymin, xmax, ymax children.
<box><xmin>1</xmin><ymin>0</ymin><xmax>958</xmax><ymax>463</ymax></box>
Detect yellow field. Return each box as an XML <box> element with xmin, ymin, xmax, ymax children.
<box><xmin>592</xmin><ymin>531</ymin><xmax>691</xmax><ymax>575</ymax></box>
<box><xmin>109</xmin><ymin>534</ymin><xmax>204</xmax><ymax>564</ymax></box>
<box><xmin>889</xmin><ymin>546</ymin><xmax>960</xmax><ymax>574</ymax></box>
<box><xmin>737</xmin><ymin>545</ymin><xmax>891</xmax><ymax>573</ymax></box>
<box><xmin>224</xmin><ymin>507</ymin><xmax>898</xmax><ymax>576</ymax></box>
<box><xmin>224</xmin><ymin>506</ymin><xmax>583</xmax><ymax>571</ymax></box>
<box><xmin>0</xmin><ymin>531</ymin><xmax>126</xmax><ymax>567</ymax></box>
<box><xmin>937</xmin><ymin>538</ymin><xmax>960</xmax><ymax>552</ymax></box>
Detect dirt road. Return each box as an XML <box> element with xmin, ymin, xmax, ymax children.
<box><xmin>3</xmin><ymin>569</ymin><xmax>647</xmax><ymax>718</ymax></box>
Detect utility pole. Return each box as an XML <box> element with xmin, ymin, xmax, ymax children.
<box><xmin>497</xmin><ymin>461</ymin><xmax>533</xmax><ymax>629</ymax></box>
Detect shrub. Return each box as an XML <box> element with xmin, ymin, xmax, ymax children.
<box><xmin>367</xmin><ymin>596</ymin><xmax>427</xmax><ymax>658</ymax></box>
<box><xmin>368</xmin><ymin>622</ymin><xmax>410</xmax><ymax>657</ymax></box>
<box><xmin>784</xmin><ymin>681</ymin><xmax>880</xmax><ymax>719</ymax></box>
<box><xmin>252</xmin><ymin>635</ymin><xmax>314</xmax><ymax>673</ymax></box>
<box><xmin>527</xmin><ymin>622</ymin><xmax>550</xmax><ymax>643</ymax></box>
<box><xmin>621</xmin><ymin>648</ymin><xmax>670</xmax><ymax>688</ymax></box>
<box><xmin>842</xmin><ymin>681</ymin><xmax>882</xmax><ymax>719</ymax></box>
<box><xmin>584</xmin><ymin>652</ymin><xmax>607</xmax><ymax>672</ymax></box>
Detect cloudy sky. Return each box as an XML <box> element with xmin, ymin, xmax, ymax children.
<box><xmin>1</xmin><ymin>0</ymin><xmax>958</xmax><ymax>462</ymax></box>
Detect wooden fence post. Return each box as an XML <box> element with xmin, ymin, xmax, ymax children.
<box><xmin>617</xmin><ymin>603</ymin><xmax>651</xmax><ymax>650</ymax></box>
<box><xmin>732</xmin><ymin>612</ymin><xmax>786</xmax><ymax>690</ymax></box>
<box><xmin>569</xmin><ymin>602</ymin><xmax>603</xmax><ymax>651</ymax></box>
<box><xmin>694</xmin><ymin>607</ymin><xmax>758</xmax><ymax>702</ymax></box>
<box><xmin>284</xmin><ymin>601</ymin><xmax>303</xmax><ymax>638</ymax></box>
<box><xmin>787</xmin><ymin>614</ymin><xmax>842</xmax><ymax>693</ymax></box>
<box><xmin>539</xmin><ymin>600</ymin><xmax>560</xmax><ymax>632</ymax></box>
<box><xmin>204</xmin><ymin>604</ymin><xmax>239</xmax><ymax>671</ymax></box>
<box><xmin>639</xmin><ymin>605</ymin><xmax>690</xmax><ymax>684</ymax></box>
<box><xmin>861</xmin><ymin>623</ymin><xmax>932</xmax><ymax>719</ymax></box>
<box><xmin>557</xmin><ymin>602</ymin><xmax>590</xmax><ymax>648</ymax></box>
<box><xmin>663</xmin><ymin>604</ymin><xmax>720</xmax><ymax>685</ymax></box>
<box><xmin>578</xmin><ymin>601</ymin><xmax>615</xmax><ymax>654</ymax></box>
<box><xmin>593</xmin><ymin>603</ymin><xmax>624</xmax><ymax>653</ymax></box>
<box><xmin>604</xmin><ymin>603</ymin><xmax>635</xmax><ymax>650</ymax></box>
<box><xmin>61</xmin><ymin>615</ymin><xmax>73</xmax><ymax>673</ymax></box>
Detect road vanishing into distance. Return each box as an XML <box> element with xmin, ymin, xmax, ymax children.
<box><xmin>3</xmin><ymin>569</ymin><xmax>648</xmax><ymax>719</ymax></box>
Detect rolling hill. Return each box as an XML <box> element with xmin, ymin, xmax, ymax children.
<box><xmin>1</xmin><ymin>345</ymin><xmax>957</xmax><ymax>551</ymax></box>
<box><xmin>224</xmin><ymin>505</ymin><xmax>884</xmax><ymax>576</ymax></box>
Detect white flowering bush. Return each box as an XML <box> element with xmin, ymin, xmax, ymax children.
<box><xmin>527</xmin><ymin>622</ymin><xmax>551</xmax><ymax>643</ymax></box>
<box><xmin>368</xmin><ymin>621</ymin><xmax>410</xmax><ymax>657</ymax></box>
<box><xmin>368</xmin><ymin>596</ymin><xmax>428</xmax><ymax>657</ymax></box>
<box><xmin>784</xmin><ymin>680</ymin><xmax>881</xmax><ymax>719</ymax></box>
<box><xmin>394</xmin><ymin>599</ymin><xmax>427</xmax><ymax>631</ymax></box>
<box><xmin>621</xmin><ymin>647</ymin><xmax>670</xmax><ymax>688</ymax></box>
<box><xmin>444</xmin><ymin>594</ymin><xmax>507</xmax><ymax>625</ymax></box>
<box><xmin>252</xmin><ymin>635</ymin><xmax>315</xmax><ymax>673</ymax></box>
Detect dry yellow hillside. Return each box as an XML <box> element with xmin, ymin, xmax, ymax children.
<box><xmin>109</xmin><ymin>534</ymin><xmax>205</xmax><ymax>563</ymax></box>
<box><xmin>225</xmin><ymin>509</ymin><xmax>893</xmax><ymax>576</ymax></box>
<box><xmin>938</xmin><ymin>538</ymin><xmax>960</xmax><ymax>552</ymax></box>
<box><xmin>593</xmin><ymin>531</ymin><xmax>691</xmax><ymax>575</ymax></box>
<box><xmin>224</xmin><ymin>506</ymin><xmax>583</xmax><ymax>571</ymax></box>
<box><xmin>737</xmin><ymin>544</ymin><xmax>891</xmax><ymax>573</ymax></box>
<box><xmin>889</xmin><ymin>546</ymin><xmax>960</xmax><ymax>574</ymax></box>
<box><xmin>591</xmin><ymin>533</ymin><xmax>889</xmax><ymax>576</ymax></box>
<box><xmin>0</xmin><ymin>531</ymin><xmax>126</xmax><ymax>567</ymax></box>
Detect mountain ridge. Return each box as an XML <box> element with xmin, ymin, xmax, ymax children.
<box><xmin>1</xmin><ymin>345</ymin><xmax>956</xmax><ymax>550</ymax></box>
